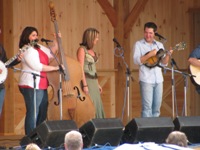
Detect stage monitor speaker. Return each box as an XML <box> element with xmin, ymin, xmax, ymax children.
<box><xmin>173</xmin><ymin>116</ymin><xmax>200</xmax><ymax>143</ymax></box>
<box><xmin>121</xmin><ymin>117</ymin><xmax>174</xmax><ymax>144</ymax></box>
<box><xmin>79</xmin><ymin>118</ymin><xmax>124</xmax><ymax>148</ymax></box>
<box><xmin>20</xmin><ymin>120</ymin><xmax>78</xmax><ymax>148</ymax></box>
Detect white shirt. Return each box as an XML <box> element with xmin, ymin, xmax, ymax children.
<box><xmin>133</xmin><ymin>38</ymin><xmax>165</xmax><ymax>84</ymax></box>
<box><xmin>18</xmin><ymin>44</ymin><xmax>53</xmax><ymax>89</ymax></box>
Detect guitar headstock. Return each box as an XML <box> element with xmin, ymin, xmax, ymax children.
<box><xmin>49</xmin><ymin>1</ymin><xmax>56</xmax><ymax>22</ymax></box>
<box><xmin>173</xmin><ymin>42</ymin><xmax>186</xmax><ymax>51</ymax></box>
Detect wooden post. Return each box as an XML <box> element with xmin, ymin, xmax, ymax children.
<box><xmin>0</xmin><ymin>0</ymin><xmax>15</xmax><ymax>134</ymax></box>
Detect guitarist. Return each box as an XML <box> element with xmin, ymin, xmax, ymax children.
<box><xmin>188</xmin><ymin>45</ymin><xmax>200</xmax><ymax>93</ymax></box>
<box><xmin>133</xmin><ymin>22</ymin><xmax>173</xmax><ymax>117</ymax></box>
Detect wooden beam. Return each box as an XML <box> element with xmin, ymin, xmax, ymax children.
<box><xmin>97</xmin><ymin>0</ymin><xmax>117</xmax><ymax>27</ymax></box>
<box><xmin>124</xmin><ymin>0</ymin><xmax>148</xmax><ymax>38</ymax></box>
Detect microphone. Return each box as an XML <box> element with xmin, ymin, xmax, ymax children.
<box><xmin>155</xmin><ymin>33</ymin><xmax>167</xmax><ymax>40</ymax></box>
<box><xmin>29</xmin><ymin>39</ymin><xmax>39</xmax><ymax>46</ymax></box>
<box><xmin>33</xmin><ymin>39</ymin><xmax>39</xmax><ymax>43</ymax></box>
<box><xmin>113</xmin><ymin>38</ymin><xmax>121</xmax><ymax>47</ymax></box>
<box><xmin>41</xmin><ymin>38</ymin><xmax>53</xmax><ymax>43</ymax></box>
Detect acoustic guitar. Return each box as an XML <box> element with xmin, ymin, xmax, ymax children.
<box><xmin>189</xmin><ymin>61</ymin><xmax>200</xmax><ymax>86</ymax></box>
<box><xmin>144</xmin><ymin>42</ymin><xmax>186</xmax><ymax>68</ymax></box>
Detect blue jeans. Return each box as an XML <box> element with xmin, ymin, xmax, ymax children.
<box><xmin>140</xmin><ymin>81</ymin><xmax>163</xmax><ymax>117</ymax></box>
<box><xmin>0</xmin><ymin>88</ymin><xmax>5</xmax><ymax>116</ymax></box>
<box><xmin>19</xmin><ymin>87</ymin><xmax>48</xmax><ymax>135</ymax></box>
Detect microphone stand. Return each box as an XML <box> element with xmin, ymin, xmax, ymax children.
<box><xmin>171</xmin><ymin>57</ymin><xmax>182</xmax><ymax>117</ymax></box>
<box><xmin>114</xmin><ymin>46</ymin><xmax>134</xmax><ymax>122</ymax></box>
<box><xmin>12</xmin><ymin>67</ymin><xmax>44</xmax><ymax>128</ymax></box>
<box><xmin>161</xmin><ymin>65</ymin><xmax>195</xmax><ymax>117</ymax></box>
<box><xmin>43</xmin><ymin>41</ymin><xmax>65</xmax><ymax>120</ymax></box>
<box><xmin>170</xmin><ymin>55</ymin><xmax>177</xmax><ymax>118</ymax></box>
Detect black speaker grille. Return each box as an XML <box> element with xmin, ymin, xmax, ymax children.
<box><xmin>20</xmin><ymin>120</ymin><xmax>78</xmax><ymax>148</ymax></box>
<box><xmin>37</xmin><ymin>120</ymin><xmax>77</xmax><ymax>145</ymax></box>
<box><xmin>79</xmin><ymin>118</ymin><xmax>123</xmax><ymax>148</ymax></box>
<box><xmin>174</xmin><ymin>116</ymin><xmax>200</xmax><ymax>143</ymax></box>
<box><xmin>122</xmin><ymin>117</ymin><xmax>174</xmax><ymax>144</ymax></box>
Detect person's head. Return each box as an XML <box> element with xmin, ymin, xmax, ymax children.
<box><xmin>80</xmin><ymin>28</ymin><xmax>99</xmax><ymax>50</ymax></box>
<box><xmin>166</xmin><ymin>131</ymin><xmax>188</xmax><ymax>147</ymax></box>
<box><xmin>25</xmin><ymin>143</ymin><xmax>41</xmax><ymax>150</ymax></box>
<box><xmin>19</xmin><ymin>26</ymin><xmax>39</xmax><ymax>48</ymax></box>
<box><xmin>64</xmin><ymin>130</ymin><xmax>83</xmax><ymax>150</ymax></box>
<box><xmin>144</xmin><ymin>22</ymin><xmax>157</xmax><ymax>43</ymax></box>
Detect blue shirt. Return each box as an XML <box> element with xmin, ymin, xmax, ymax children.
<box><xmin>189</xmin><ymin>45</ymin><xmax>200</xmax><ymax>59</ymax></box>
<box><xmin>133</xmin><ymin>39</ymin><xmax>165</xmax><ymax>84</ymax></box>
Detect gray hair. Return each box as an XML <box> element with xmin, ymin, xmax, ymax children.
<box><xmin>166</xmin><ymin>131</ymin><xmax>188</xmax><ymax>147</ymax></box>
<box><xmin>64</xmin><ymin>130</ymin><xmax>83</xmax><ymax>150</ymax></box>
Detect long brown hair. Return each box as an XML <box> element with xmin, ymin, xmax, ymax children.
<box><xmin>19</xmin><ymin>26</ymin><xmax>39</xmax><ymax>49</ymax></box>
<box><xmin>80</xmin><ymin>28</ymin><xmax>99</xmax><ymax>50</ymax></box>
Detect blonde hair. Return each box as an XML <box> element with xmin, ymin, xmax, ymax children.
<box><xmin>25</xmin><ymin>143</ymin><xmax>41</xmax><ymax>150</ymax></box>
<box><xmin>80</xmin><ymin>28</ymin><xmax>99</xmax><ymax>50</ymax></box>
<box><xmin>166</xmin><ymin>131</ymin><xmax>188</xmax><ymax>147</ymax></box>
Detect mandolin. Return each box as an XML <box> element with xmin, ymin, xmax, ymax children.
<box><xmin>144</xmin><ymin>42</ymin><xmax>186</xmax><ymax>68</ymax></box>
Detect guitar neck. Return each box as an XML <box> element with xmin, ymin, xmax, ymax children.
<box><xmin>5</xmin><ymin>45</ymin><xmax>30</xmax><ymax>67</ymax></box>
<box><xmin>4</xmin><ymin>53</ymin><xmax>19</xmax><ymax>66</ymax></box>
<box><xmin>157</xmin><ymin>47</ymin><xmax>176</xmax><ymax>58</ymax></box>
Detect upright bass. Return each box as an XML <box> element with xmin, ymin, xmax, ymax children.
<box><xmin>47</xmin><ymin>1</ymin><xmax>95</xmax><ymax>127</ymax></box>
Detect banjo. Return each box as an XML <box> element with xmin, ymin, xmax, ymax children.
<box><xmin>0</xmin><ymin>45</ymin><xmax>30</xmax><ymax>84</ymax></box>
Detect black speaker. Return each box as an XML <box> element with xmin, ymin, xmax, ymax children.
<box><xmin>79</xmin><ymin>118</ymin><xmax>124</xmax><ymax>148</ymax></box>
<box><xmin>121</xmin><ymin>117</ymin><xmax>174</xmax><ymax>144</ymax></box>
<box><xmin>20</xmin><ymin>120</ymin><xmax>78</xmax><ymax>148</ymax></box>
<box><xmin>174</xmin><ymin>116</ymin><xmax>200</xmax><ymax>143</ymax></box>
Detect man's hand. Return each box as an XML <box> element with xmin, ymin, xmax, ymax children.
<box><xmin>149</xmin><ymin>49</ymin><xmax>157</xmax><ymax>57</ymax></box>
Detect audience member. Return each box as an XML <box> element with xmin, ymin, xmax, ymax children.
<box><xmin>166</xmin><ymin>131</ymin><xmax>188</xmax><ymax>147</ymax></box>
<box><xmin>25</xmin><ymin>143</ymin><xmax>41</xmax><ymax>150</ymax></box>
<box><xmin>64</xmin><ymin>130</ymin><xmax>83</xmax><ymax>150</ymax></box>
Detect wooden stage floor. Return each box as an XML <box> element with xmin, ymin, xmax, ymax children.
<box><xmin>0</xmin><ymin>135</ymin><xmax>24</xmax><ymax>149</ymax></box>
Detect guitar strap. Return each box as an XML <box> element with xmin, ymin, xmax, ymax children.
<box><xmin>154</xmin><ymin>40</ymin><xmax>162</xmax><ymax>50</ymax></box>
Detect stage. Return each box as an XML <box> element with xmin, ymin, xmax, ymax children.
<box><xmin>0</xmin><ymin>135</ymin><xmax>23</xmax><ymax>149</ymax></box>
